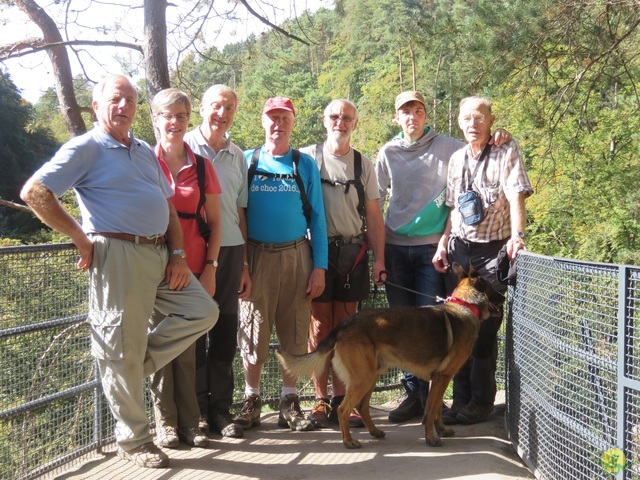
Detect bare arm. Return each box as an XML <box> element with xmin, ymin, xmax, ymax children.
<box><xmin>506</xmin><ymin>192</ymin><xmax>527</xmax><ymax>261</ymax></box>
<box><xmin>364</xmin><ymin>198</ymin><xmax>386</xmax><ymax>285</ymax></box>
<box><xmin>165</xmin><ymin>201</ymin><xmax>191</xmax><ymax>290</ymax></box>
<box><xmin>433</xmin><ymin>212</ymin><xmax>453</xmax><ymax>273</ymax></box>
<box><xmin>199</xmin><ymin>193</ymin><xmax>222</xmax><ymax>297</ymax></box>
<box><xmin>20</xmin><ymin>177</ymin><xmax>93</xmax><ymax>271</ymax></box>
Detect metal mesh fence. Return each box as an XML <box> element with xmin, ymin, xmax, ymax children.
<box><xmin>0</xmin><ymin>244</ymin><xmax>403</xmax><ymax>480</ymax></box>
<box><xmin>0</xmin><ymin>243</ymin><xmax>510</xmax><ymax>479</ymax></box>
<box><xmin>506</xmin><ymin>252</ymin><xmax>639</xmax><ymax>480</ymax></box>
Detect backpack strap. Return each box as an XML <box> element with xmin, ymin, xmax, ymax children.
<box><xmin>316</xmin><ymin>143</ymin><xmax>366</xmax><ymax>233</ymax></box>
<box><xmin>176</xmin><ymin>153</ymin><xmax>207</xmax><ymax>220</ymax></box>
<box><xmin>248</xmin><ymin>146</ymin><xmax>311</xmax><ymax>226</ymax></box>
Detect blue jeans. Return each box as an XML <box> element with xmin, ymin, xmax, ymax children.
<box><xmin>384</xmin><ymin>244</ymin><xmax>446</xmax><ymax>401</ymax></box>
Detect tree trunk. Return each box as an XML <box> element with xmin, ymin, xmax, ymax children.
<box><xmin>144</xmin><ymin>0</ymin><xmax>170</xmax><ymax>100</ymax></box>
<box><xmin>398</xmin><ymin>47</ymin><xmax>403</xmax><ymax>90</ymax></box>
<box><xmin>14</xmin><ymin>0</ymin><xmax>86</xmax><ymax>136</ymax></box>
<box><xmin>409</xmin><ymin>42</ymin><xmax>416</xmax><ymax>91</ymax></box>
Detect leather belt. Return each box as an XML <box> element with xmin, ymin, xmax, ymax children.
<box><xmin>94</xmin><ymin>232</ymin><xmax>167</xmax><ymax>245</ymax></box>
<box><xmin>249</xmin><ymin>236</ymin><xmax>307</xmax><ymax>253</ymax></box>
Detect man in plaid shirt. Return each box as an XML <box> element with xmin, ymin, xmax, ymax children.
<box><xmin>433</xmin><ymin>96</ymin><xmax>533</xmax><ymax>425</ymax></box>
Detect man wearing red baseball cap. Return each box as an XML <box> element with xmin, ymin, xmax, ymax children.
<box><xmin>235</xmin><ymin>96</ymin><xmax>328</xmax><ymax>432</ymax></box>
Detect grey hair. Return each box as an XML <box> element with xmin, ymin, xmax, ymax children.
<box><xmin>201</xmin><ymin>84</ymin><xmax>238</xmax><ymax>108</ymax></box>
<box><xmin>92</xmin><ymin>75</ymin><xmax>138</xmax><ymax>103</ymax></box>
<box><xmin>459</xmin><ymin>96</ymin><xmax>492</xmax><ymax>113</ymax></box>
<box><xmin>323</xmin><ymin>99</ymin><xmax>358</xmax><ymax>119</ymax></box>
<box><xmin>150</xmin><ymin>88</ymin><xmax>192</xmax><ymax>115</ymax></box>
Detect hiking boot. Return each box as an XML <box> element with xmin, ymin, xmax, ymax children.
<box><xmin>117</xmin><ymin>441</ymin><xmax>169</xmax><ymax>468</ymax></box>
<box><xmin>328</xmin><ymin>396</ymin><xmax>364</xmax><ymax>428</ymax></box>
<box><xmin>277</xmin><ymin>394</ymin><xmax>315</xmax><ymax>431</ymax></box>
<box><xmin>456</xmin><ymin>403</ymin><xmax>493</xmax><ymax>425</ymax></box>
<box><xmin>442</xmin><ymin>402</ymin><xmax>463</xmax><ymax>425</ymax></box>
<box><xmin>178</xmin><ymin>427</ymin><xmax>209</xmax><ymax>448</ymax></box>
<box><xmin>210</xmin><ymin>411</ymin><xmax>244</xmax><ymax>438</ymax></box>
<box><xmin>388</xmin><ymin>391</ymin><xmax>423</xmax><ymax>423</ymax></box>
<box><xmin>156</xmin><ymin>425</ymin><xmax>179</xmax><ymax>448</ymax></box>
<box><xmin>308</xmin><ymin>398</ymin><xmax>331</xmax><ymax>429</ymax></box>
<box><xmin>198</xmin><ymin>414</ymin><xmax>209</xmax><ymax>434</ymax></box>
<box><xmin>234</xmin><ymin>394</ymin><xmax>262</xmax><ymax>429</ymax></box>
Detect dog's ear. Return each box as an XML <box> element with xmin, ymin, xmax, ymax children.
<box><xmin>467</xmin><ymin>262</ymin><xmax>477</xmax><ymax>276</ymax></box>
<box><xmin>451</xmin><ymin>262</ymin><xmax>467</xmax><ymax>280</ymax></box>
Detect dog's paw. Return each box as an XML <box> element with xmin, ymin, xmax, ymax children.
<box><xmin>425</xmin><ymin>436</ymin><xmax>445</xmax><ymax>447</ymax></box>
<box><xmin>344</xmin><ymin>438</ymin><xmax>362</xmax><ymax>449</ymax></box>
<box><xmin>370</xmin><ymin>428</ymin><xmax>386</xmax><ymax>439</ymax></box>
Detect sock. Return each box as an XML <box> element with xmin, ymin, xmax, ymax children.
<box><xmin>245</xmin><ymin>386</ymin><xmax>260</xmax><ymax>397</ymax></box>
<box><xmin>281</xmin><ymin>386</ymin><xmax>297</xmax><ymax>397</ymax></box>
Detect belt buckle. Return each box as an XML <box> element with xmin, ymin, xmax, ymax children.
<box><xmin>147</xmin><ymin>234</ymin><xmax>163</xmax><ymax>246</ymax></box>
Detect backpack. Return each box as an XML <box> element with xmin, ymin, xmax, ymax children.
<box><xmin>176</xmin><ymin>153</ymin><xmax>211</xmax><ymax>240</ymax></box>
<box><xmin>314</xmin><ymin>142</ymin><xmax>366</xmax><ymax>233</ymax></box>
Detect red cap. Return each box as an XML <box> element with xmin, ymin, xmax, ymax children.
<box><xmin>263</xmin><ymin>96</ymin><xmax>296</xmax><ymax>115</ymax></box>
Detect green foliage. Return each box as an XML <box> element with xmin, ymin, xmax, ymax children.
<box><xmin>6</xmin><ymin>0</ymin><xmax>640</xmax><ymax>265</ymax></box>
<box><xmin>0</xmin><ymin>72</ymin><xmax>59</xmax><ymax>241</ymax></box>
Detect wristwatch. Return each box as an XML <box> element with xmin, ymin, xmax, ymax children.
<box><xmin>205</xmin><ymin>259</ymin><xmax>219</xmax><ymax>268</ymax></box>
<box><xmin>170</xmin><ymin>249</ymin><xmax>187</xmax><ymax>259</ymax></box>
<box><xmin>516</xmin><ymin>231</ymin><xmax>526</xmax><ymax>240</ymax></box>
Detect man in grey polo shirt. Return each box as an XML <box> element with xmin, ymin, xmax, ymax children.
<box><xmin>20</xmin><ymin>75</ymin><xmax>218</xmax><ymax>470</ymax></box>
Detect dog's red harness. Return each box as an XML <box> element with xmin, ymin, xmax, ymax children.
<box><xmin>446</xmin><ymin>296</ymin><xmax>481</xmax><ymax>319</ymax></box>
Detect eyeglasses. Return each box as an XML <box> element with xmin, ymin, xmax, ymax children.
<box><xmin>328</xmin><ymin>114</ymin><xmax>355</xmax><ymax>123</ymax></box>
<box><xmin>459</xmin><ymin>114</ymin><xmax>487</xmax><ymax>125</ymax></box>
<box><xmin>157</xmin><ymin>112</ymin><xmax>190</xmax><ymax>122</ymax></box>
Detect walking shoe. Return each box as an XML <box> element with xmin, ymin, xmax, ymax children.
<box><xmin>388</xmin><ymin>392</ymin><xmax>423</xmax><ymax>423</ymax></box>
<box><xmin>308</xmin><ymin>398</ymin><xmax>331</xmax><ymax>429</ymax></box>
<box><xmin>277</xmin><ymin>394</ymin><xmax>315</xmax><ymax>431</ymax></box>
<box><xmin>156</xmin><ymin>425</ymin><xmax>179</xmax><ymax>448</ymax></box>
<box><xmin>234</xmin><ymin>394</ymin><xmax>262</xmax><ymax>429</ymax></box>
<box><xmin>210</xmin><ymin>411</ymin><xmax>244</xmax><ymax>438</ymax></box>
<box><xmin>456</xmin><ymin>403</ymin><xmax>493</xmax><ymax>425</ymax></box>
<box><xmin>442</xmin><ymin>402</ymin><xmax>462</xmax><ymax>425</ymax></box>
<box><xmin>348</xmin><ymin>409</ymin><xmax>365</xmax><ymax>428</ymax></box>
<box><xmin>117</xmin><ymin>441</ymin><xmax>169</xmax><ymax>468</ymax></box>
<box><xmin>198</xmin><ymin>414</ymin><xmax>209</xmax><ymax>434</ymax></box>
<box><xmin>178</xmin><ymin>427</ymin><xmax>209</xmax><ymax>448</ymax></box>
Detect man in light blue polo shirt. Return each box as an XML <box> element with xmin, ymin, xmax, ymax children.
<box><xmin>20</xmin><ymin>75</ymin><xmax>218</xmax><ymax>470</ymax></box>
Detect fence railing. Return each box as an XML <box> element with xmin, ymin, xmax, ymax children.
<box><xmin>0</xmin><ymin>243</ymin><xmax>402</xmax><ymax>480</ymax></box>
<box><xmin>506</xmin><ymin>252</ymin><xmax>640</xmax><ymax>480</ymax></box>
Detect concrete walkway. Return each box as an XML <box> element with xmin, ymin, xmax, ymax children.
<box><xmin>47</xmin><ymin>394</ymin><xmax>534</xmax><ymax>480</ymax></box>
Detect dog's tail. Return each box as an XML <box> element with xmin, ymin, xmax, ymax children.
<box><xmin>275</xmin><ymin>324</ymin><xmax>340</xmax><ymax>378</ymax></box>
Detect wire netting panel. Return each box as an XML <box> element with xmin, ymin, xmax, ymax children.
<box><xmin>0</xmin><ymin>244</ymin><xmax>406</xmax><ymax>479</ymax></box>
<box><xmin>506</xmin><ymin>253</ymin><xmax>631</xmax><ymax>480</ymax></box>
<box><xmin>0</xmin><ymin>244</ymin><xmax>108</xmax><ymax>480</ymax></box>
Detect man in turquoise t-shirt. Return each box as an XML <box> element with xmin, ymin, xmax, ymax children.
<box><xmin>235</xmin><ymin>97</ymin><xmax>327</xmax><ymax>432</ymax></box>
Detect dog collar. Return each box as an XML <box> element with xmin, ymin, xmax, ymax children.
<box><xmin>447</xmin><ymin>296</ymin><xmax>481</xmax><ymax>319</ymax></box>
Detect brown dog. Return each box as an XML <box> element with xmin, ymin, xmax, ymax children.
<box><xmin>276</xmin><ymin>263</ymin><xmax>490</xmax><ymax>449</ymax></box>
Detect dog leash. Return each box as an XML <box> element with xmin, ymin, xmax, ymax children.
<box><xmin>377</xmin><ymin>270</ymin><xmax>443</xmax><ymax>302</ymax></box>
<box><xmin>377</xmin><ymin>270</ymin><xmax>505</xmax><ymax>303</ymax></box>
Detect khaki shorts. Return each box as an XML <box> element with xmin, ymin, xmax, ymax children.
<box><xmin>238</xmin><ymin>238</ymin><xmax>313</xmax><ymax>365</ymax></box>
